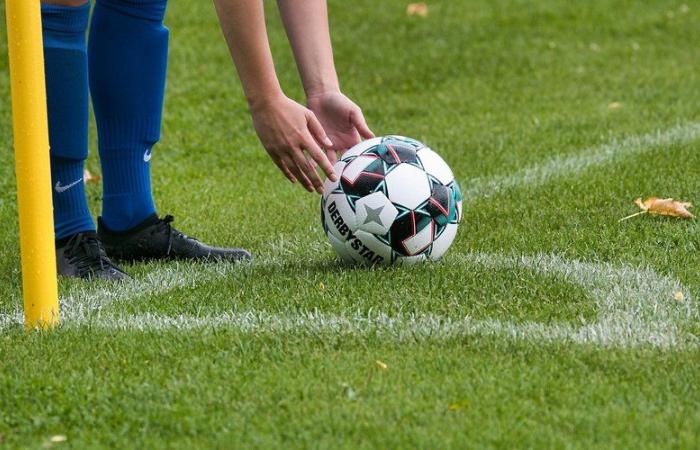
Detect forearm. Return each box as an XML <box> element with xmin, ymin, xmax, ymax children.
<box><xmin>213</xmin><ymin>0</ymin><xmax>283</xmax><ymax>107</ymax></box>
<box><xmin>277</xmin><ymin>0</ymin><xmax>339</xmax><ymax>98</ymax></box>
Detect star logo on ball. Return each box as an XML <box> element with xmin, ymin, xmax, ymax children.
<box><xmin>363</xmin><ymin>204</ymin><xmax>384</xmax><ymax>226</ymax></box>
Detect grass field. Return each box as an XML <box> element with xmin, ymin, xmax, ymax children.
<box><xmin>2</xmin><ymin>0</ymin><xmax>700</xmax><ymax>447</ymax></box>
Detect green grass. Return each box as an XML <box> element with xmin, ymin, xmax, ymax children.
<box><xmin>2</xmin><ymin>0</ymin><xmax>700</xmax><ymax>448</ymax></box>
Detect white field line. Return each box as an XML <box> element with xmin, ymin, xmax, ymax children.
<box><xmin>76</xmin><ymin>310</ymin><xmax>693</xmax><ymax>349</ymax></box>
<box><xmin>1</xmin><ymin>124</ymin><xmax>699</xmax><ymax>348</ymax></box>
<box><xmin>1</xmin><ymin>252</ymin><xmax>696</xmax><ymax>348</ymax></box>
<box><xmin>85</xmin><ymin>253</ymin><xmax>697</xmax><ymax>348</ymax></box>
<box><xmin>0</xmin><ymin>262</ymin><xmax>244</xmax><ymax>330</ymax></box>
<box><xmin>463</xmin><ymin>122</ymin><xmax>700</xmax><ymax>200</ymax></box>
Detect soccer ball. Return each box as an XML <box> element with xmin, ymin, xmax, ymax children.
<box><xmin>321</xmin><ymin>135</ymin><xmax>462</xmax><ymax>265</ymax></box>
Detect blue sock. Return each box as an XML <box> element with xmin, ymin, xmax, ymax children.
<box><xmin>88</xmin><ymin>0</ymin><xmax>168</xmax><ymax>231</ymax></box>
<box><xmin>42</xmin><ymin>2</ymin><xmax>95</xmax><ymax>240</ymax></box>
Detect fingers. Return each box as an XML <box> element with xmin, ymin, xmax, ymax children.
<box><xmin>282</xmin><ymin>154</ymin><xmax>314</xmax><ymax>193</ymax></box>
<box><xmin>271</xmin><ymin>154</ymin><xmax>296</xmax><ymax>183</ymax></box>
<box><xmin>302</xmin><ymin>133</ymin><xmax>336</xmax><ymax>182</ymax></box>
<box><xmin>291</xmin><ymin>149</ymin><xmax>323</xmax><ymax>193</ymax></box>
<box><xmin>306</xmin><ymin>112</ymin><xmax>334</xmax><ymax>149</ymax></box>
<box><xmin>326</xmin><ymin>148</ymin><xmax>338</xmax><ymax>165</ymax></box>
<box><xmin>350</xmin><ymin>108</ymin><xmax>375</xmax><ymax>140</ymax></box>
<box><xmin>269</xmin><ymin>137</ymin><xmax>335</xmax><ymax>194</ymax></box>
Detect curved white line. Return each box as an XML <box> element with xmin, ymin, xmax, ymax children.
<box><xmin>1</xmin><ymin>124</ymin><xmax>699</xmax><ymax>349</ymax></box>
<box><xmin>1</xmin><ymin>252</ymin><xmax>695</xmax><ymax>348</ymax></box>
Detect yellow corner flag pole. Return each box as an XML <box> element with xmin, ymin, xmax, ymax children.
<box><xmin>6</xmin><ymin>0</ymin><xmax>60</xmax><ymax>328</ymax></box>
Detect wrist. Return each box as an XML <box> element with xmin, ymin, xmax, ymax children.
<box><xmin>247</xmin><ymin>87</ymin><xmax>286</xmax><ymax>111</ymax></box>
<box><xmin>305</xmin><ymin>82</ymin><xmax>341</xmax><ymax>100</ymax></box>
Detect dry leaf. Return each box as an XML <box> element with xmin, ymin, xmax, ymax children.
<box><xmin>674</xmin><ymin>291</ymin><xmax>685</xmax><ymax>301</ymax></box>
<box><xmin>319</xmin><ymin>282</ymin><xmax>325</xmax><ymax>290</ymax></box>
<box><xmin>50</xmin><ymin>435</ymin><xmax>67</xmax><ymax>443</ymax></box>
<box><xmin>607</xmin><ymin>102</ymin><xmax>623</xmax><ymax>110</ymax></box>
<box><xmin>375</xmin><ymin>360</ymin><xmax>388</xmax><ymax>370</ymax></box>
<box><xmin>636</xmin><ymin>197</ymin><xmax>694</xmax><ymax>218</ymax></box>
<box><xmin>619</xmin><ymin>197</ymin><xmax>694</xmax><ymax>221</ymax></box>
<box><xmin>83</xmin><ymin>169</ymin><xmax>101</xmax><ymax>183</ymax></box>
<box><xmin>406</xmin><ymin>2</ymin><xmax>428</xmax><ymax>17</ymax></box>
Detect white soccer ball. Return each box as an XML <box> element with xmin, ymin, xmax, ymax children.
<box><xmin>321</xmin><ymin>135</ymin><xmax>462</xmax><ymax>265</ymax></box>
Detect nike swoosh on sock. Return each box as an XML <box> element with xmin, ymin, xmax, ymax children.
<box><xmin>55</xmin><ymin>178</ymin><xmax>83</xmax><ymax>193</ymax></box>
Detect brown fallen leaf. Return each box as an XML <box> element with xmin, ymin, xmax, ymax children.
<box><xmin>619</xmin><ymin>197</ymin><xmax>694</xmax><ymax>221</ymax></box>
<box><xmin>674</xmin><ymin>291</ymin><xmax>685</xmax><ymax>301</ymax></box>
<box><xmin>406</xmin><ymin>2</ymin><xmax>428</xmax><ymax>17</ymax></box>
<box><xmin>83</xmin><ymin>169</ymin><xmax>101</xmax><ymax>183</ymax></box>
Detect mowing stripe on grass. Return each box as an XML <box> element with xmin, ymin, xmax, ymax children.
<box><xmin>463</xmin><ymin>122</ymin><xmax>700</xmax><ymax>200</ymax></box>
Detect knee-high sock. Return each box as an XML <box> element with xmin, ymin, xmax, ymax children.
<box><xmin>88</xmin><ymin>0</ymin><xmax>168</xmax><ymax>231</ymax></box>
<box><xmin>42</xmin><ymin>2</ymin><xmax>95</xmax><ymax>239</ymax></box>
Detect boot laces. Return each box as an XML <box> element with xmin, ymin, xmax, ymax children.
<box><xmin>153</xmin><ymin>215</ymin><xmax>199</xmax><ymax>256</ymax></box>
<box><xmin>64</xmin><ymin>233</ymin><xmax>117</xmax><ymax>276</ymax></box>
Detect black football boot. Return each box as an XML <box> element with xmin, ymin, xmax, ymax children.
<box><xmin>56</xmin><ymin>232</ymin><xmax>130</xmax><ymax>281</ymax></box>
<box><xmin>97</xmin><ymin>214</ymin><xmax>252</xmax><ymax>263</ymax></box>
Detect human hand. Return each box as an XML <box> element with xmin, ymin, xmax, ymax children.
<box><xmin>307</xmin><ymin>91</ymin><xmax>374</xmax><ymax>164</ymax></box>
<box><xmin>250</xmin><ymin>94</ymin><xmax>336</xmax><ymax>193</ymax></box>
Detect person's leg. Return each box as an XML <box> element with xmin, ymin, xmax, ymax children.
<box><xmin>88</xmin><ymin>0</ymin><xmax>168</xmax><ymax>232</ymax></box>
<box><xmin>42</xmin><ymin>0</ymin><xmax>128</xmax><ymax>280</ymax></box>
<box><xmin>42</xmin><ymin>0</ymin><xmax>95</xmax><ymax>239</ymax></box>
<box><xmin>89</xmin><ymin>0</ymin><xmax>251</xmax><ymax>262</ymax></box>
